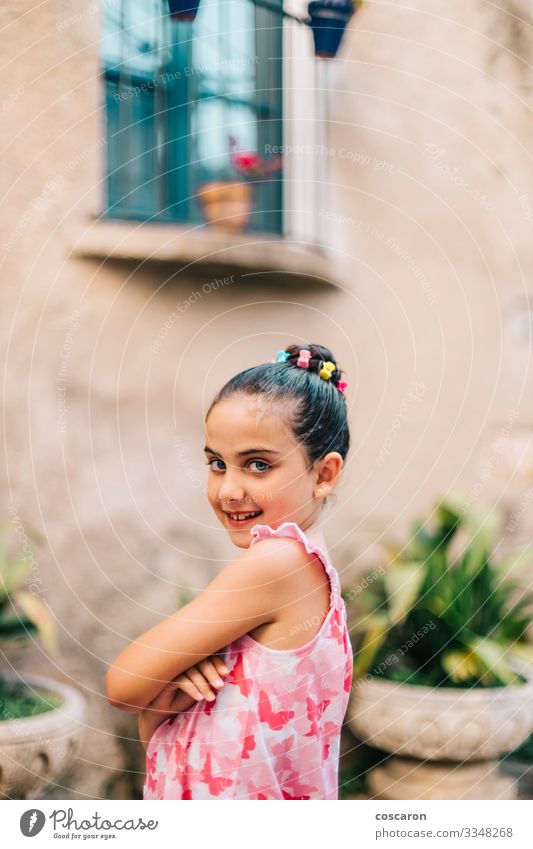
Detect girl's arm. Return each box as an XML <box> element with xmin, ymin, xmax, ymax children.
<box><xmin>105</xmin><ymin>537</ymin><xmax>305</xmax><ymax>712</ymax></box>
<box><xmin>138</xmin><ymin>690</ymin><xmax>196</xmax><ymax>752</ymax></box>
<box><xmin>137</xmin><ymin>658</ymin><xmax>230</xmax><ymax>751</ymax></box>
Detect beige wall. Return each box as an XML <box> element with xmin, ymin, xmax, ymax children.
<box><xmin>1</xmin><ymin>0</ymin><xmax>532</xmax><ymax>798</ymax></box>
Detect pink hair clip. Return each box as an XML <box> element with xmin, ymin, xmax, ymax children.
<box><xmin>297</xmin><ymin>349</ymin><xmax>311</xmax><ymax>368</ymax></box>
<box><xmin>337</xmin><ymin>381</ymin><xmax>348</xmax><ymax>394</ymax></box>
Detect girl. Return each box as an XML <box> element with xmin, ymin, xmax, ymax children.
<box><xmin>106</xmin><ymin>343</ymin><xmax>353</xmax><ymax>800</ymax></box>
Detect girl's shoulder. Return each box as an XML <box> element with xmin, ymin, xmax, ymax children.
<box><xmin>240</xmin><ymin>529</ymin><xmax>317</xmax><ymax>580</ymax></box>
<box><xmin>247</xmin><ymin>522</ymin><xmax>337</xmax><ymax>593</ymax></box>
<box><xmin>249</xmin><ymin>522</ymin><xmax>333</xmax><ymax>571</ymax></box>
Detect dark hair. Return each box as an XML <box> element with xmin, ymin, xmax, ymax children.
<box><xmin>206</xmin><ymin>343</ymin><xmax>350</xmax><ymax>468</ymax></box>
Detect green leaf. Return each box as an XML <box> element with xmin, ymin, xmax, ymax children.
<box><xmin>353</xmin><ymin>613</ymin><xmax>390</xmax><ymax>677</ymax></box>
<box><xmin>10</xmin><ymin>591</ymin><xmax>59</xmax><ymax>656</ymax></box>
<box><xmin>0</xmin><ymin>556</ymin><xmax>33</xmax><ymax>602</ymax></box>
<box><xmin>442</xmin><ymin>649</ymin><xmax>484</xmax><ymax>683</ymax></box>
<box><xmin>384</xmin><ymin>563</ymin><xmax>426</xmax><ymax>625</ymax></box>
<box><xmin>465</xmin><ymin>507</ymin><xmax>502</xmax><ymax>571</ymax></box>
<box><xmin>466</xmin><ymin>636</ymin><xmax>523</xmax><ymax>686</ymax></box>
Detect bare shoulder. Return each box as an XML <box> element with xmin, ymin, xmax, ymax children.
<box><xmin>213</xmin><ymin>536</ymin><xmax>311</xmax><ymax>587</ymax></box>
<box><xmin>233</xmin><ymin>536</ymin><xmax>318</xmax><ymax>586</ymax></box>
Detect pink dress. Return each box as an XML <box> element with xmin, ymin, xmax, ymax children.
<box><xmin>143</xmin><ymin>522</ymin><xmax>353</xmax><ymax>800</ymax></box>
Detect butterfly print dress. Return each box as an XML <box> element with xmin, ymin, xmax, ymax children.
<box><xmin>143</xmin><ymin>521</ymin><xmax>354</xmax><ymax>800</ymax></box>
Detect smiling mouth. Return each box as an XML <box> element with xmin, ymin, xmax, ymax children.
<box><xmin>224</xmin><ymin>510</ymin><xmax>263</xmax><ymax>523</ymax></box>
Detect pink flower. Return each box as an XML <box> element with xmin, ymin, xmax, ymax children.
<box><xmin>229</xmin><ymin>137</ymin><xmax>282</xmax><ymax>182</ymax></box>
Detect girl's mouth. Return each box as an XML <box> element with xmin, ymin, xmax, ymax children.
<box><xmin>224</xmin><ymin>510</ymin><xmax>262</xmax><ymax>526</ymax></box>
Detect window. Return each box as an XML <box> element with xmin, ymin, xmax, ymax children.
<box><xmin>101</xmin><ymin>0</ymin><xmax>283</xmax><ymax>234</ymax></box>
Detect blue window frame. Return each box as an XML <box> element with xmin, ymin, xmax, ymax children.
<box><xmin>101</xmin><ymin>0</ymin><xmax>283</xmax><ymax>233</ymax></box>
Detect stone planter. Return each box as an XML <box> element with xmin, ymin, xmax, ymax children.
<box><xmin>196</xmin><ymin>180</ymin><xmax>253</xmax><ymax>233</ymax></box>
<box><xmin>348</xmin><ymin>677</ymin><xmax>533</xmax><ymax>799</ymax></box>
<box><xmin>0</xmin><ymin>673</ymin><xmax>87</xmax><ymax>800</ymax></box>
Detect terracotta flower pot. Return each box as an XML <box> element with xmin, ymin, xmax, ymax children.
<box><xmin>196</xmin><ymin>180</ymin><xmax>254</xmax><ymax>233</ymax></box>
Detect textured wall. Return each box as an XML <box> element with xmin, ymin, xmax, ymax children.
<box><xmin>1</xmin><ymin>0</ymin><xmax>532</xmax><ymax>798</ymax></box>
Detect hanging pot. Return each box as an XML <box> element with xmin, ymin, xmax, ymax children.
<box><xmin>307</xmin><ymin>0</ymin><xmax>355</xmax><ymax>58</ymax></box>
<box><xmin>167</xmin><ymin>0</ymin><xmax>201</xmax><ymax>22</ymax></box>
<box><xmin>196</xmin><ymin>180</ymin><xmax>254</xmax><ymax>233</ymax></box>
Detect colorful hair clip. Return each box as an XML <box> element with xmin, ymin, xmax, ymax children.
<box><xmin>275</xmin><ymin>350</ymin><xmax>290</xmax><ymax>362</ymax></box>
<box><xmin>319</xmin><ymin>361</ymin><xmax>336</xmax><ymax>380</ymax></box>
<box><xmin>297</xmin><ymin>349</ymin><xmax>311</xmax><ymax>368</ymax></box>
<box><xmin>337</xmin><ymin>381</ymin><xmax>348</xmax><ymax>394</ymax></box>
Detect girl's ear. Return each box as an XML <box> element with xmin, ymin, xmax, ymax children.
<box><xmin>313</xmin><ymin>452</ymin><xmax>343</xmax><ymax>500</ymax></box>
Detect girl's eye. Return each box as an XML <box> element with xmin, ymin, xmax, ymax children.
<box><xmin>249</xmin><ymin>460</ymin><xmax>271</xmax><ymax>473</ymax></box>
<box><xmin>205</xmin><ymin>458</ymin><xmax>271</xmax><ymax>473</ymax></box>
<box><xmin>205</xmin><ymin>458</ymin><xmax>226</xmax><ymax>472</ymax></box>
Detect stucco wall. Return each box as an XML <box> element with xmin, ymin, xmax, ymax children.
<box><xmin>1</xmin><ymin>0</ymin><xmax>532</xmax><ymax>798</ymax></box>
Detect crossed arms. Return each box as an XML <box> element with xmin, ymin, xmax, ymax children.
<box><xmin>105</xmin><ymin>537</ymin><xmax>304</xmax><ymax>714</ymax></box>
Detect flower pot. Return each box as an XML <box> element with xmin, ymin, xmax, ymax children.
<box><xmin>0</xmin><ymin>673</ymin><xmax>87</xmax><ymax>799</ymax></box>
<box><xmin>196</xmin><ymin>180</ymin><xmax>254</xmax><ymax>233</ymax></box>
<box><xmin>307</xmin><ymin>0</ymin><xmax>355</xmax><ymax>59</ymax></box>
<box><xmin>347</xmin><ymin>677</ymin><xmax>533</xmax><ymax>799</ymax></box>
<box><xmin>167</xmin><ymin>0</ymin><xmax>201</xmax><ymax>22</ymax></box>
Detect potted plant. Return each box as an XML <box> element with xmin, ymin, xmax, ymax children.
<box><xmin>346</xmin><ymin>497</ymin><xmax>533</xmax><ymax>799</ymax></box>
<box><xmin>0</xmin><ymin>520</ymin><xmax>87</xmax><ymax>799</ymax></box>
<box><xmin>307</xmin><ymin>0</ymin><xmax>360</xmax><ymax>59</ymax></box>
<box><xmin>196</xmin><ymin>137</ymin><xmax>282</xmax><ymax>233</ymax></box>
<box><xmin>167</xmin><ymin>0</ymin><xmax>201</xmax><ymax>22</ymax></box>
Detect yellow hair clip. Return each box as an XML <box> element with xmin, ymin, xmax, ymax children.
<box><xmin>319</xmin><ymin>361</ymin><xmax>336</xmax><ymax>380</ymax></box>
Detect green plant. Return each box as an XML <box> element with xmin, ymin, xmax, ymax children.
<box><xmin>0</xmin><ymin>520</ymin><xmax>58</xmax><ymax>656</ymax></box>
<box><xmin>0</xmin><ymin>519</ymin><xmax>60</xmax><ymax>720</ymax></box>
<box><xmin>0</xmin><ymin>677</ymin><xmax>62</xmax><ymax>720</ymax></box>
<box><xmin>346</xmin><ymin>496</ymin><xmax>533</xmax><ymax>688</ymax></box>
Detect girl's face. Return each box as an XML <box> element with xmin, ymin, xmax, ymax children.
<box><xmin>204</xmin><ymin>394</ymin><xmax>339</xmax><ymax>548</ymax></box>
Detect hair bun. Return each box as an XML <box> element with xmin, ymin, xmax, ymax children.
<box><xmin>283</xmin><ymin>343</ymin><xmax>343</xmax><ymax>385</ymax></box>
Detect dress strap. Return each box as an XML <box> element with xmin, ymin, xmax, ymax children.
<box><xmin>249</xmin><ymin>521</ymin><xmax>342</xmax><ymax>609</ymax></box>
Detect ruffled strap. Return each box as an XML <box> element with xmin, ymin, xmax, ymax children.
<box><xmin>249</xmin><ymin>521</ymin><xmax>341</xmax><ymax>610</ymax></box>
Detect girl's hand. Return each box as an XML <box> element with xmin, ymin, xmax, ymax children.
<box><xmin>173</xmin><ymin>654</ymin><xmax>230</xmax><ymax>703</ymax></box>
<box><xmin>138</xmin><ymin>655</ymin><xmax>230</xmax><ymax>752</ymax></box>
<box><xmin>147</xmin><ymin>654</ymin><xmax>230</xmax><ymax>713</ymax></box>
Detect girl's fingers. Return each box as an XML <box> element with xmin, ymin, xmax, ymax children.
<box><xmin>197</xmin><ymin>659</ymin><xmax>225</xmax><ymax>689</ymax></box>
<box><xmin>184</xmin><ymin>669</ymin><xmax>216</xmax><ymax>701</ymax></box>
<box><xmin>210</xmin><ymin>655</ymin><xmax>230</xmax><ymax>677</ymax></box>
<box><xmin>174</xmin><ymin>674</ymin><xmax>205</xmax><ymax>702</ymax></box>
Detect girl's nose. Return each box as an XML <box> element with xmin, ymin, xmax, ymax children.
<box><xmin>218</xmin><ymin>471</ymin><xmax>247</xmax><ymax>504</ymax></box>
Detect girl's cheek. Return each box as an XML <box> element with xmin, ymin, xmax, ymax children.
<box><xmin>207</xmin><ymin>485</ymin><xmax>219</xmax><ymax>504</ymax></box>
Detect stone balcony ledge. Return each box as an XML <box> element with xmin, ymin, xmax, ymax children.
<box><xmin>69</xmin><ymin>218</ymin><xmax>339</xmax><ymax>288</ymax></box>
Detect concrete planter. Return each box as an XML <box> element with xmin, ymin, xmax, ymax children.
<box><xmin>348</xmin><ymin>677</ymin><xmax>533</xmax><ymax>799</ymax></box>
<box><xmin>0</xmin><ymin>674</ymin><xmax>87</xmax><ymax>800</ymax></box>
